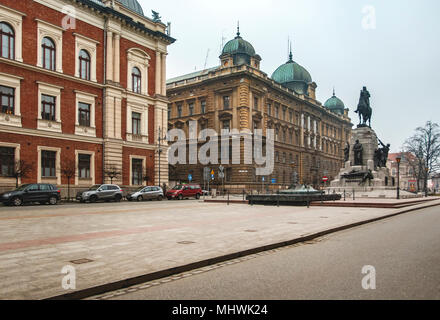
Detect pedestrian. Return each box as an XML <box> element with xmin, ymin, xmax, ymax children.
<box><xmin>162</xmin><ymin>183</ymin><xmax>167</xmax><ymax>194</ymax></box>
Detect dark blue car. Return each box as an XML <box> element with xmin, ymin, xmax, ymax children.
<box><xmin>0</xmin><ymin>184</ymin><xmax>61</xmax><ymax>206</ymax></box>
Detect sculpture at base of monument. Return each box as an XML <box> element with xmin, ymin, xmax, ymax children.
<box><xmin>360</xmin><ymin>170</ymin><xmax>374</xmax><ymax>186</ymax></box>
<box><xmin>353</xmin><ymin>140</ymin><xmax>363</xmax><ymax>165</ymax></box>
<box><xmin>355</xmin><ymin>86</ymin><xmax>372</xmax><ymax>128</ymax></box>
<box><xmin>378</xmin><ymin>139</ymin><xmax>390</xmax><ymax>167</ymax></box>
<box><xmin>344</xmin><ymin>142</ymin><xmax>350</xmax><ymax>162</ymax></box>
<box><xmin>374</xmin><ymin>148</ymin><xmax>381</xmax><ymax>168</ymax></box>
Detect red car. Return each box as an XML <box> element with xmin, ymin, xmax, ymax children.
<box><xmin>166</xmin><ymin>184</ymin><xmax>202</xmax><ymax>200</ymax></box>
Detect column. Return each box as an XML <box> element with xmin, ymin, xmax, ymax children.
<box><xmin>155</xmin><ymin>52</ymin><xmax>161</xmax><ymax>95</ymax></box>
<box><xmin>161</xmin><ymin>53</ymin><xmax>166</xmax><ymax>95</ymax></box>
<box><xmin>106</xmin><ymin>31</ymin><xmax>113</xmax><ymax>82</ymax></box>
<box><xmin>113</xmin><ymin>33</ymin><xmax>120</xmax><ymax>83</ymax></box>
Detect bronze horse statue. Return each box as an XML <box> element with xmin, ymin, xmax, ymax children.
<box><xmin>355</xmin><ymin>87</ymin><xmax>372</xmax><ymax>127</ymax></box>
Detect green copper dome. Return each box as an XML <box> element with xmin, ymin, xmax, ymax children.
<box><xmin>119</xmin><ymin>0</ymin><xmax>144</xmax><ymax>16</ymax></box>
<box><xmin>272</xmin><ymin>54</ymin><xmax>312</xmax><ymax>84</ymax></box>
<box><xmin>324</xmin><ymin>91</ymin><xmax>345</xmax><ymax>115</ymax></box>
<box><xmin>222</xmin><ymin>32</ymin><xmax>256</xmax><ymax>57</ymax></box>
<box><xmin>271</xmin><ymin>53</ymin><xmax>312</xmax><ymax>95</ymax></box>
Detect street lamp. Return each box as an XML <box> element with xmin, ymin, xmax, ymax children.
<box><xmin>157</xmin><ymin>126</ymin><xmax>167</xmax><ymax>187</ymax></box>
<box><xmin>396</xmin><ymin>156</ymin><xmax>401</xmax><ymax>200</ymax></box>
<box><xmin>425</xmin><ymin>166</ymin><xmax>429</xmax><ymax>197</ymax></box>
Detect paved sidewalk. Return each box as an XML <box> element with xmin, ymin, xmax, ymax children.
<box><xmin>0</xmin><ymin>198</ymin><xmax>439</xmax><ymax>299</ymax></box>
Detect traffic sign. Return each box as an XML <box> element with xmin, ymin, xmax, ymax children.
<box><xmin>188</xmin><ymin>174</ymin><xmax>192</xmax><ymax>182</ymax></box>
<box><xmin>271</xmin><ymin>178</ymin><xmax>277</xmax><ymax>184</ymax></box>
<box><xmin>203</xmin><ymin>167</ymin><xmax>211</xmax><ymax>181</ymax></box>
<box><xmin>322</xmin><ymin>176</ymin><xmax>329</xmax><ymax>182</ymax></box>
<box><xmin>262</xmin><ymin>176</ymin><xmax>265</xmax><ymax>182</ymax></box>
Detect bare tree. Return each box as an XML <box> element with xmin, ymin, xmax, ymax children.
<box><xmin>60</xmin><ymin>160</ymin><xmax>76</xmax><ymax>201</ymax></box>
<box><xmin>404</xmin><ymin>121</ymin><xmax>440</xmax><ymax>195</ymax></box>
<box><xmin>11</xmin><ymin>160</ymin><xmax>33</xmax><ymax>188</ymax></box>
<box><xmin>105</xmin><ymin>166</ymin><xmax>121</xmax><ymax>184</ymax></box>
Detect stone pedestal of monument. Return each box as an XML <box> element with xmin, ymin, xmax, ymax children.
<box><xmin>329</xmin><ymin>126</ymin><xmax>393</xmax><ymax>193</ymax></box>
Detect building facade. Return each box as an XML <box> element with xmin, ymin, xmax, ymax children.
<box><xmin>0</xmin><ymin>0</ymin><xmax>174</xmax><ymax>192</ymax></box>
<box><xmin>388</xmin><ymin>152</ymin><xmax>420</xmax><ymax>192</ymax></box>
<box><xmin>167</xmin><ymin>29</ymin><xmax>352</xmax><ymax>191</ymax></box>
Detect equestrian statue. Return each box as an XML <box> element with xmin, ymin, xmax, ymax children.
<box><xmin>355</xmin><ymin>86</ymin><xmax>372</xmax><ymax>128</ymax></box>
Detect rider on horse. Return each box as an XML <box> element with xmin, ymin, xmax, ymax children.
<box><xmin>355</xmin><ymin>86</ymin><xmax>372</xmax><ymax>127</ymax></box>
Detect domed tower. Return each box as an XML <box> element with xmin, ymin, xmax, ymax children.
<box><xmin>271</xmin><ymin>47</ymin><xmax>315</xmax><ymax>97</ymax></box>
<box><xmin>324</xmin><ymin>89</ymin><xmax>346</xmax><ymax>115</ymax></box>
<box><xmin>220</xmin><ymin>25</ymin><xmax>261</xmax><ymax>69</ymax></box>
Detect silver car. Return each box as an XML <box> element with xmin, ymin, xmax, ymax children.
<box><xmin>127</xmin><ymin>186</ymin><xmax>164</xmax><ymax>202</ymax></box>
<box><xmin>76</xmin><ymin>184</ymin><xmax>123</xmax><ymax>203</ymax></box>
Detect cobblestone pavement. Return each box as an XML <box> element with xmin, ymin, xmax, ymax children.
<box><xmin>0</xmin><ymin>198</ymin><xmax>439</xmax><ymax>299</ymax></box>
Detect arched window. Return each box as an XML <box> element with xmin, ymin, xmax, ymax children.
<box><xmin>0</xmin><ymin>22</ymin><xmax>14</xmax><ymax>59</ymax></box>
<box><xmin>132</xmin><ymin>67</ymin><xmax>141</xmax><ymax>93</ymax></box>
<box><xmin>79</xmin><ymin>49</ymin><xmax>90</xmax><ymax>80</ymax></box>
<box><xmin>42</xmin><ymin>37</ymin><xmax>56</xmax><ymax>70</ymax></box>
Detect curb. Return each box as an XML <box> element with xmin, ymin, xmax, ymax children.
<box><xmin>46</xmin><ymin>200</ymin><xmax>440</xmax><ymax>300</ymax></box>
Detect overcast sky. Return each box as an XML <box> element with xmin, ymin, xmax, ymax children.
<box><xmin>139</xmin><ymin>0</ymin><xmax>440</xmax><ymax>152</ymax></box>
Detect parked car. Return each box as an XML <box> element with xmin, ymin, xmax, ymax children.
<box><xmin>0</xmin><ymin>184</ymin><xmax>61</xmax><ymax>206</ymax></box>
<box><xmin>76</xmin><ymin>184</ymin><xmax>123</xmax><ymax>203</ymax></box>
<box><xmin>126</xmin><ymin>186</ymin><xmax>164</xmax><ymax>202</ymax></box>
<box><xmin>166</xmin><ymin>184</ymin><xmax>202</xmax><ymax>200</ymax></box>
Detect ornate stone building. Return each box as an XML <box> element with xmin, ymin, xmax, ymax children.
<box><xmin>0</xmin><ymin>0</ymin><xmax>174</xmax><ymax>192</ymax></box>
<box><xmin>167</xmin><ymin>29</ymin><xmax>352</xmax><ymax>190</ymax></box>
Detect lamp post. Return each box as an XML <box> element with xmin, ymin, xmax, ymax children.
<box><xmin>157</xmin><ymin>126</ymin><xmax>167</xmax><ymax>187</ymax></box>
<box><xmin>425</xmin><ymin>166</ymin><xmax>429</xmax><ymax>197</ymax></box>
<box><xmin>396</xmin><ymin>156</ymin><xmax>401</xmax><ymax>200</ymax></box>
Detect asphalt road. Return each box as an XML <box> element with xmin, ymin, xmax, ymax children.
<box><xmin>108</xmin><ymin>205</ymin><xmax>440</xmax><ymax>300</ymax></box>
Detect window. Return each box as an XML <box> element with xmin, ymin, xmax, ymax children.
<box><xmin>283</xmin><ymin>107</ymin><xmax>286</xmax><ymax>120</ymax></box>
<box><xmin>78</xmin><ymin>154</ymin><xmax>91</xmax><ymax>178</ymax></box>
<box><xmin>168</xmin><ymin>106</ymin><xmax>171</xmax><ymax>119</ymax></box>
<box><xmin>41</xmin><ymin>94</ymin><xmax>56</xmax><ymax>121</ymax></box>
<box><xmin>222</xmin><ymin>120</ymin><xmax>230</xmax><ymax>130</ymax></box>
<box><xmin>132</xmin><ymin>112</ymin><xmax>141</xmax><ymax>135</ymax></box>
<box><xmin>0</xmin><ymin>22</ymin><xmax>14</xmax><ymax>59</ymax></box>
<box><xmin>254</xmin><ymin>97</ymin><xmax>259</xmax><ymax>110</ymax></box>
<box><xmin>267</xmin><ymin>103</ymin><xmax>272</xmax><ymax>116</ymax></box>
<box><xmin>201</xmin><ymin>100</ymin><xmax>206</xmax><ymax>114</ymax></box>
<box><xmin>132</xmin><ymin>159</ymin><xmax>143</xmax><ymax>185</ymax></box>
<box><xmin>78</xmin><ymin>102</ymin><xmax>90</xmax><ymax>127</ymax></box>
<box><xmin>79</xmin><ymin>49</ymin><xmax>91</xmax><ymax>80</ymax></box>
<box><xmin>40</xmin><ymin>184</ymin><xmax>53</xmax><ymax>191</ymax></box>
<box><xmin>275</xmin><ymin>151</ymin><xmax>279</xmax><ymax>163</ymax></box>
<box><xmin>289</xmin><ymin>110</ymin><xmax>293</xmax><ymax>123</ymax></box>
<box><xmin>226</xmin><ymin>167</ymin><xmax>232</xmax><ymax>182</ymax></box>
<box><xmin>177</xmin><ymin>104</ymin><xmax>182</xmax><ymax>117</ymax></box>
<box><xmin>0</xmin><ymin>85</ymin><xmax>14</xmax><ymax>114</ymax></box>
<box><xmin>132</xmin><ymin>67</ymin><xmax>141</xmax><ymax>93</ymax></box>
<box><xmin>223</xmin><ymin>96</ymin><xmax>230</xmax><ymax>110</ymax></box>
<box><xmin>0</xmin><ymin>147</ymin><xmax>14</xmax><ymax>177</ymax></box>
<box><xmin>189</xmin><ymin>102</ymin><xmax>194</xmax><ymax>116</ymax></box>
<box><xmin>41</xmin><ymin>150</ymin><xmax>56</xmax><ymax>177</ymax></box>
<box><xmin>42</xmin><ymin>37</ymin><xmax>56</xmax><ymax>70</ymax></box>
<box><xmin>275</xmin><ymin>104</ymin><xmax>279</xmax><ymax>118</ymax></box>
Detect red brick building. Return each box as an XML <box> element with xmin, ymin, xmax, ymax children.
<box><xmin>0</xmin><ymin>0</ymin><xmax>174</xmax><ymax>192</ymax></box>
